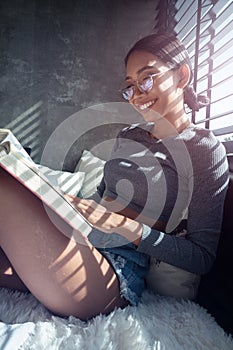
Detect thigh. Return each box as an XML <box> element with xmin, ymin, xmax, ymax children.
<box><xmin>0</xmin><ymin>167</ymin><xmax>128</xmax><ymax>319</ymax></box>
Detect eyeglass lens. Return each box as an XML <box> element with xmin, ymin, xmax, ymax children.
<box><xmin>122</xmin><ymin>76</ymin><xmax>153</xmax><ymax>101</ymax></box>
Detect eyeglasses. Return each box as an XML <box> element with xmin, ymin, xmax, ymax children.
<box><xmin>120</xmin><ymin>71</ymin><xmax>169</xmax><ymax>101</ymax></box>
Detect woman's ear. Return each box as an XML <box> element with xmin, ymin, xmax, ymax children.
<box><xmin>177</xmin><ymin>64</ymin><xmax>191</xmax><ymax>89</ymax></box>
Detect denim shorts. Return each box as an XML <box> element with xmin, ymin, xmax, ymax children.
<box><xmin>88</xmin><ymin>229</ymin><xmax>150</xmax><ymax>306</ymax></box>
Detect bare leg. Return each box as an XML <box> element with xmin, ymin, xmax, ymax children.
<box><xmin>0</xmin><ymin>167</ymin><xmax>128</xmax><ymax>319</ymax></box>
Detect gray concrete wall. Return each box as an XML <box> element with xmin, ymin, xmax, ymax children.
<box><xmin>0</xmin><ymin>0</ymin><xmax>157</xmax><ymax>169</ymax></box>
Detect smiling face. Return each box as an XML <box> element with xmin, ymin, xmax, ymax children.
<box><xmin>125</xmin><ymin>50</ymin><xmax>186</xmax><ymax>124</ymax></box>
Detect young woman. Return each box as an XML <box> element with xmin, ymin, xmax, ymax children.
<box><xmin>0</xmin><ymin>33</ymin><xmax>229</xmax><ymax>319</ymax></box>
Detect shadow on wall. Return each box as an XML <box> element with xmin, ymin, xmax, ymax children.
<box><xmin>4</xmin><ymin>101</ymin><xmax>43</xmax><ymax>160</ymax></box>
<box><xmin>0</xmin><ymin>0</ymin><xmax>157</xmax><ymax>163</ymax></box>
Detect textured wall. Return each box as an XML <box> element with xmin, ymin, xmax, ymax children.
<box><xmin>0</xmin><ymin>0</ymin><xmax>157</xmax><ymax>168</ymax></box>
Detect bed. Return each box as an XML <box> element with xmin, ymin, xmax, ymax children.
<box><xmin>0</xmin><ymin>146</ymin><xmax>232</xmax><ymax>349</ymax></box>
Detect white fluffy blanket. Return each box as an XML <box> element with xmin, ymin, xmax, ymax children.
<box><xmin>0</xmin><ymin>288</ymin><xmax>232</xmax><ymax>350</ymax></box>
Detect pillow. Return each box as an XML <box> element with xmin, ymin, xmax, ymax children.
<box><xmin>146</xmin><ymin>259</ymin><xmax>200</xmax><ymax>300</ymax></box>
<box><xmin>74</xmin><ymin>150</ymin><xmax>106</xmax><ymax>198</ymax></box>
<box><xmin>37</xmin><ymin>164</ymin><xmax>85</xmax><ymax>197</ymax></box>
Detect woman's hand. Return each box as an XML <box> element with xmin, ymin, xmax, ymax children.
<box><xmin>65</xmin><ymin>194</ymin><xmax>126</xmax><ymax>233</ymax></box>
<box><xmin>64</xmin><ymin>194</ymin><xmax>142</xmax><ymax>245</ymax></box>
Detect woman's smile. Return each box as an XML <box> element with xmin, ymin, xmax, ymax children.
<box><xmin>135</xmin><ymin>98</ymin><xmax>157</xmax><ymax>111</ymax></box>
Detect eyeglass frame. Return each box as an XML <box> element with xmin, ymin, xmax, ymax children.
<box><xmin>119</xmin><ymin>69</ymin><xmax>172</xmax><ymax>101</ymax></box>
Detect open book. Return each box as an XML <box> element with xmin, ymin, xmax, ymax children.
<box><xmin>0</xmin><ymin>129</ymin><xmax>92</xmax><ymax>239</ymax></box>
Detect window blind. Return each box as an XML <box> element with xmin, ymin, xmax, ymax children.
<box><xmin>157</xmin><ymin>0</ymin><xmax>233</xmax><ymax>134</ymax></box>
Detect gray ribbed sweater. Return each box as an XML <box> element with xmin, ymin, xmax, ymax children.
<box><xmin>96</xmin><ymin>123</ymin><xmax>229</xmax><ymax>275</ymax></box>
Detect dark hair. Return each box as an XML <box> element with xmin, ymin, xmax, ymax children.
<box><xmin>125</xmin><ymin>33</ymin><xmax>209</xmax><ymax>111</ymax></box>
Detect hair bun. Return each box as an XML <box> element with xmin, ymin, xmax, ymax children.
<box><xmin>184</xmin><ymin>85</ymin><xmax>210</xmax><ymax>111</ymax></box>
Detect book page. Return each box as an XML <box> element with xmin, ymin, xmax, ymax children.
<box><xmin>0</xmin><ymin>129</ymin><xmax>34</xmax><ymax>164</ymax></box>
<box><xmin>0</xmin><ymin>129</ymin><xmax>92</xmax><ymax>238</ymax></box>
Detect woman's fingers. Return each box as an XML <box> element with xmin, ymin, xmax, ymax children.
<box><xmin>63</xmin><ymin>193</ymin><xmax>142</xmax><ymax>242</ymax></box>
<box><xmin>64</xmin><ymin>194</ymin><xmax>113</xmax><ymax>231</ymax></box>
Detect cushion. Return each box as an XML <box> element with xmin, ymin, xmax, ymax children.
<box><xmin>74</xmin><ymin>150</ymin><xmax>106</xmax><ymax>198</ymax></box>
<box><xmin>37</xmin><ymin>164</ymin><xmax>85</xmax><ymax>197</ymax></box>
<box><xmin>146</xmin><ymin>259</ymin><xmax>200</xmax><ymax>300</ymax></box>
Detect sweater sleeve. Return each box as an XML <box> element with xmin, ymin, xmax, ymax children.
<box><xmin>137</xmin><ymin>137</ymin><xmax>229</xmax><ymax>275</ymax></box>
